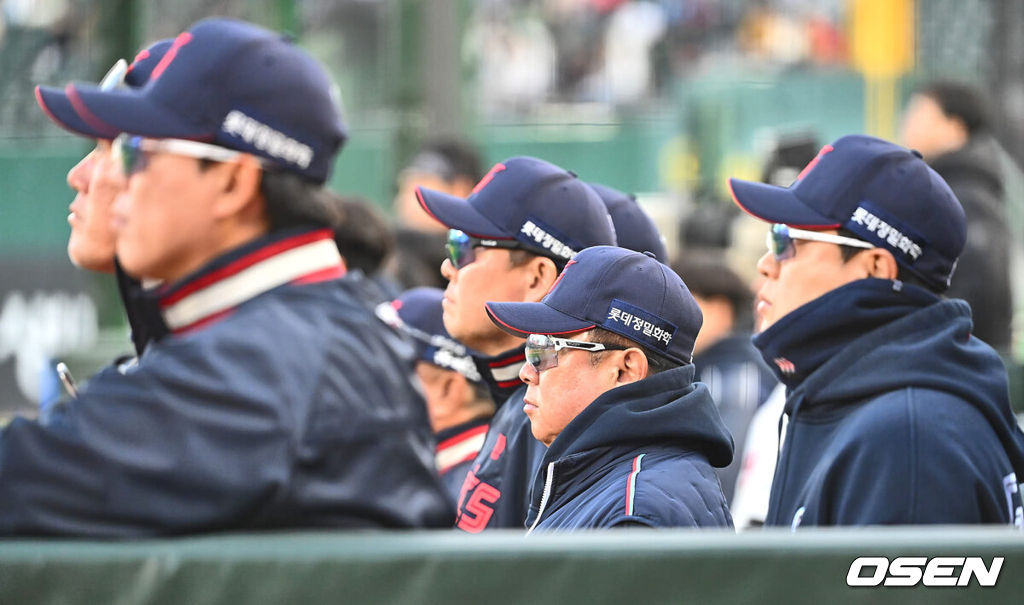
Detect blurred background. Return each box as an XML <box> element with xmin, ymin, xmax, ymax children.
<box><xmin>1</xmin><ymin>0</ymin><xmax>1023</xmax><ymax>414</ymax></box>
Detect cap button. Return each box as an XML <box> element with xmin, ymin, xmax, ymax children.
<box><xmin>910</xmin><ymin>149</ymin><xmax>923</xmax><ymax>159</ymax></box>
<box><xmin>642</xmin><ymin>251</ymin><xmax>657</xmax><ymax>259</ymax></box>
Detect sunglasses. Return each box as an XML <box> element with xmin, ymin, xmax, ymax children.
<box><xmin>446</xmin><ymin>229</ymin><xmax>522</xmax><ymax>269</ymax></box>
<box><xmin>766</xmin><ymin>223</ymin><xmax>874</xmax><ymax>261</ymax></box>
<box><xmin>524</xmin><ymin>333</ymin><xmax>629</xmax><ymax>372</ymax></box>
<box><xmin>113</xmin><ymin>133</ymin><xmax>245</xmax><ymax>177</ymax></box>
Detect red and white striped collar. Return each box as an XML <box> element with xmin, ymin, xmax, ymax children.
<box><xmin>435</xmin><ymin>417</ymin><xmax>491</xmax><ymax>475</ymax></box>
<box><xmin>158</xmin><ymin>228</ymin><xmax>345</xmax><ymax>335</ymax></box>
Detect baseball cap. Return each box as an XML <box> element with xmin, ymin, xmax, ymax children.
<box><xmin>588</xmin><ymin>182</ymin><xmax>668</xmax><ymax>262</ymax></box>
<box><xmin>727</xmin><ymin>134</ymin><xmax>966</xmax><ymax>290</ymax></box>
<box><xmin>416</xmin><ymin>156</ymin><xmax>617</xmax><ymax>263</ymax></box>
<box><xmin>50</xmin><ymin>18</ymin><xmax>347</xmax><ymax>184</ymax></box>
<box><xmin>35</xmin><ymin>39</ymin><xmax>173</xmax><ymax>140</ymax></box>
<box><xmin>485</xmin><ymin>246</ymin><xmax>702</xmax><ymax>365</ymax></box>
<box><xmin>375</xmin><ymin>287</ymin><xmax>481</xmax><ymax>382</ymax></box>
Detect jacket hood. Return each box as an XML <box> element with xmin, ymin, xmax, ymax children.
<box><xmin>776</xmin><ymin>280</ymin><xmax>1024</xmax><ymax>480</ymax></box>
<box><xmin>542</xmin><ymin>364</ymin><xmax>734</xmax><ymax>469</ymax></box>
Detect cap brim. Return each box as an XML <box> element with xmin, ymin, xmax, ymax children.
<box><xmin>727</xmin><ymin>178</ymin><xmax>840</xmax><ymax>229</ymax></box>
<box><xmin>485</xmin><ymin>301</ymin><xmax>594</xmax><ymax>338</ymax></box>
<box><xmin>415</xmin><ymin>187</ymin><xmax>511</xmax><ymax>239</ymax></box>
<box><xmin>63</xmin><ymin>83</ymin><xmax>213</xmax><ymax>139</ymax></box>
<box><xmin>35</xmin><ymin>85</ymin><xmax>118</xmax><ymax>139</ymax></box>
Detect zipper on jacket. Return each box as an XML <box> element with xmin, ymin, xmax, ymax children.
<box><xmin>526</xmin><ymin>461</ymin><xmax>556</xmax><ymax>535</ymax></box>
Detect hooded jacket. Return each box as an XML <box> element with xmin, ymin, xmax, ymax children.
<box><xmin>930</xmin><ymin>135</ymin><xmax>1012</xmax><ymax>351</ymax></box>
<box><xmin>756</xmin><ymin>279</ymin><xmax>1024</xmax><ymax>527</ymax></box>
<box><xmin>0</xmin><ymin>228</ymin><xmax>454</xmax><ymax>536</ymax></box>
<box><xmin>524</xmin><ymin>364</ymin><xmax>734</xmax><ymax>531</ymax></box>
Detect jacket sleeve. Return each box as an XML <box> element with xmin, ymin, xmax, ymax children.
<box><xmin>0</xmin><ymin>336</ymin><xmax>293</xmax><ymax>537</ymax></box>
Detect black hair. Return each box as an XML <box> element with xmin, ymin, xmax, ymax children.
<box><xmin>836</xmin><ymin>228</ymin><xmax>938</xmax><ymax>293</ymax></box>
<box><xmin>329</xmin><ymin>194</ymin><xmax>395</xmax><ymax>276</ymax></box>
<box><xmin>585</xmin><ymin>327</ymin><xmax>680</xmax><ymax>377</ymax></box>
<box><xmin>672</xmin><ymin>253</ymin><xmax>755</xmax><ymax>330</ymax></box>
<box><xmin>916</xmin><ymin>80</ymin><xmax>991</xmax><ymax>137</ymax></box>
<box><xmin>408</xmin><ymin>139</ymin><xmax>484</xmax><ymax>184</ymax></box>
<box><xmin>386</xmin><ymin>228</ymin><xmax>449</xmax><ymax>290</ymax></box>
<box><xmin>197</xmin><ymin>160</ymin><xmax>342</xmax><ymax>232</ymax></box>
<box><xmin>261</xmin><ymin>171</ymin><xmax>343</xmax><ymax>232</ymax></box>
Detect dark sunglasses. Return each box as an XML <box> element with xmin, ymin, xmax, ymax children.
<box><xmin>524</xmin><ymin>333</ymin><xmax>628</xmax><ymax>372</ymax></box>
<box><xmin>766</xmin><ymin>223</ymin><xmax>874</xmax><ymax>261</ymax></box>
<box><xmin>113</xmin><ymin>133</ymin><xmax>245</xmax><ymax>177</ymax></box>
<box><xmin>446</xmin><ymin>229</ymin><xmax>522</xmax><ymax>269</ymax></box>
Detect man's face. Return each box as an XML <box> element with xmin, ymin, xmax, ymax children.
<box><xmin>899</xmin><ymin>94</ymin><xmax>961</xmax><ymax>159</ymax></box>
<box><xmin>440</xmin><ymin>248</ymin><xmax>535</xmax><ymax>353</ymax></box>
<box><xmin>112</xmin><ymin>149</ymin><xmax>226</xmax><ymax>283</ymax></box>
<box><xmin>518</xmin><ymin>331</ymin><xmax>618</xmax><ymax>447</ymax></box>
<box><xmin>395</xmin><ymin>172</ymin><xmax>451</xmax><ymax>233</ymax></box>
<box><xmin>754</xmin><ymin>229</ymin><xmax>867</xmax><ymax>331</ymax></box>
<box><xmin>65</xmin><ymin>140</ymin><xmax>126</xmax><ymax>272</ymax></box>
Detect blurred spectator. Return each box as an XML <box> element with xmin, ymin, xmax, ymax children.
<box><xmin>393</xmin><ymin>139</ymin><xmax>483</xmax><ymax>233</ymax></box>
<box><xmin>331</xmin><ymin>194</ymin><xmax>394</xmax><ymax>276</ymax></box>
<box><xmin>376</xmin><ymin>288</ymin><xmax>495</xmax><ymax>504</ymax></box>
<box><xmin>673</xmin><ymin>254</ymin><xmax>777</xmax><ymax>504</ymax></box>
<box><xmin>330</xmin><ymin>192</ymin><xmax>398</xmax><ymax>305</ymax></box>
<box><xmin>901</xmin><ymin>80</ymin><xmax>1013</xmax><ymax>353</ymax></box>
<box><xmin>386</xmin><ymin>139</ymin><xmax>484</xmax><ymax>291</ymax></box>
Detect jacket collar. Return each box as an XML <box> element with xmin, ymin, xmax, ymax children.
<box><xmin>157</xmin><ymin>227</ymin><xmax>345</xmax><ymax>335</ymax></box>
<box><xmin>473</xmin><ymin>345</ymin><xmax>527</xmax><ymax>405</ymax></box>
<box><xmin>434</xmin><ymin>416</ymin><xmax>492</xmax><ymax>474</ymax></box>
<box><xmin>752</xmin><ymin>279</ymin><xmax>937</xmax><ymax>390</ymax></box>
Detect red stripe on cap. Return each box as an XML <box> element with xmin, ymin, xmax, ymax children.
<box><xmin>726</xmin><ymin>179</ymin><xmax>840</xmax><ymax>231</ymax></box>
<box><xmin>795</xmin><ymin>144</ymin><xmax>834</xmax><ymax>182</ymax></box>
<box><xmin>471</xmin><ymin>163</ymin><xmax>506</xmax><ymax>195</ymax></box>
<box><xmin>149</xmin><ymin>32</ymin><xmax>193</xmax><ymax>82</ymax></box>
<box><xmin>65</xmin><ymin>84</ymin><xmax>119</xmax><ymax>139</ymax></box>
<box><xmin>34</xmin><ymin>87</ymin><xmax>66</xmax><ymax>131</ymax></box>
<box><xmin>160</xmin><ymin>229</ymin><xmax>333</xmax><ymax>307</ymax></box>
<box><xmin>129</xmin><ymin>48</ymin><xmax>151</xmax><ymax>72</ymax></box>
<box><xmin>414</xmin><ymin>187</ymin><xmax>448</xmax><ymax>229</ymax></box>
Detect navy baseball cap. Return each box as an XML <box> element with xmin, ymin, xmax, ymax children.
<box><xmin>52</xmin><ymin>18</ymin><xmax>347</xmax><ymax>184</ymax></box>
<box><xmin>485</xmin><ymin>246</ymin><xmax>702</xmax><ymax>365</ymax></box>
<box><xmin>375</xmin><ymin>287</ymin><xmax>481</xmax><ymax>382</ymax></box>
<box><xmin>35</xmin><ymin>39</ymin><xmax>173</xmax><ymax>139</ymax></box>
<box><xmin>416</xmin><ymin>156</ymin><xmax>617</xmax><ymax>263</ymax></box>
<box><xmin>588</xmin><ymin>182</ymin><xmax>668</xmax><ymax>262</ymax></box>
<box><xmin>728</xmin><ymin>134</ymin><xmax>966</xmax><ymax>291</ymax></box>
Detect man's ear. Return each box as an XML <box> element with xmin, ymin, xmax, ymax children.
<box><xmin>862</xmin><ymin>248</ymin><xmax>900</xmax><ymax>280</ymax></box>
<box><xmin>211</xmin><ymin>156</ymin><xmax>263</xmax><ymax>219</ymax></box>
<box><xmin>522</xmin><ymin>256</ymin><xmax>560</xmax><ymax>303</ymax></box>
<box><xmin>616</xmin><ymin>348</ymin><xmax>650</xmax><ymax>385</ymax></box>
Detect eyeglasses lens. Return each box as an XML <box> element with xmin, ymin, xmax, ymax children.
<box><xmin>446</xmin><ymin>230</ymin><xmax>476</xmax><ymax>269</ymax></box>
<box><xmin>525</xmin><ymin>334</ymin><xmax>558</xmax><ymax>372</ymax></box>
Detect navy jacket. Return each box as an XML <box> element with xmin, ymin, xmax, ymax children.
<box><xmin>525</xmin><ymin>364</ymin><xmax>734</xmax><ymax>531</ymax></box>
<box><xmin>0</xmin><ymin>228</ymin><xmax>454</xmax><ymax>536</ymax></box>
<box><xmin>452</xmin><ymin>347</ymin><xmax>547</xmax><ymax>531</ymax></box>
<box><xmin>756</xmin><ymin>279</ymin><xmax>1024</xmax><ymax>527</ymax></box>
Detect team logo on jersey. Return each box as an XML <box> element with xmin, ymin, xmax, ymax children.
<box><xmin>774</xmin><ymin>357</ymin><xmax>796</xmax><ymax>374</ymax></box>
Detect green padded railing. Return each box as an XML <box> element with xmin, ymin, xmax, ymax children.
<box><xmin>0</xmin><ymin>527</ymin><xmax>1020</xmax><ymax>604</ymax></box>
